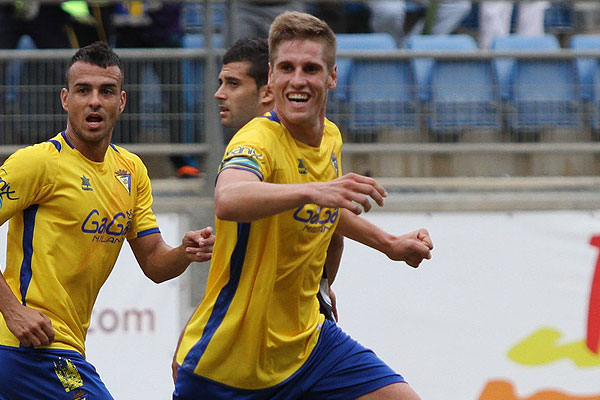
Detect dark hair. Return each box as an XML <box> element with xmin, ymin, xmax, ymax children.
<box><xmin>222</xmin><ymin>38</ymin><xmax>269</xmax><ymax>88</ymax></box>
<box><xmin>65</xmin><ymin>41</ymin><xmax>124</xmax><ymax>87</ymax></box>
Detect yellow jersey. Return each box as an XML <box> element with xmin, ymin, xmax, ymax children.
<box><xmin>176</xmin><ymin>112</ymin><xmax>343</xmax><ymax>389</ymax></box>
<box><xmin>0</xmin><ymin>132</ymin><xmax>159</xmax><ymax>355</ymax></box>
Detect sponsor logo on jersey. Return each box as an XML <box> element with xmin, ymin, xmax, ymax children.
<box><xmin>0</xmin><ymin>173</ymin><xmax>19</xmax><ymax>210</ymax></box>
<box><xmin>293</xmin><ymin>205</ymin><xmax>339</xmax><ymax>233</ymax></box>
<box><xmin>81</xmin><ymin>209</ymin><xmax>132</xmax><ymax>244</ymax></box>
<box><xmin>226</xmin><ymin>146</ymin><xmax>263</xmax><ymax>161</ymax></box>
<box><xmin>81</xmin><ymin>175</ymin><xmax>93</xmax><ymax>191</ymax></box>
<box><xmin>115</xmin><ymin>169</ymin><xmax>131</xmax><ymax>194</ymax></box>
<box><xmin>297</xmin><ymin>158</ymin><xmax>307</xmax><ymax>175</ymax></box>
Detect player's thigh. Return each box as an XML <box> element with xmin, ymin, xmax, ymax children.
<box><xmin>355</xmin><ymin>382</ymin><xmax>421</xmax><ymax>400</ymax></box>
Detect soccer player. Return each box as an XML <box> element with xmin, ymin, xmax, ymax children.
<box><xmin>214</xmin><ymin>37</ymin><xmax>342</xmax><ymax>321</ymax></box>
<box><xmin>173</xmin><ymin>11</ymin><xmax>433</xmax><ymax>400</ymax></box>
<box><xmin>0</xmin><ymin>41</ymin><xmax>214</xmax><ymax>399</ymax></box>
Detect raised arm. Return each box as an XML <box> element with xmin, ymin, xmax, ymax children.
<box><xmin>215</xmin><ymin>170</ymin><xmax>387</xmax><ymax>222</ymax></box>
<box><xmin>336</xmin><ymin>208</ymin><xmax>433</xmax><ymax>268</ymax></box>
<box><xmin>128</xmin><ymin>227</ymin><xmax>214</xmax><ymax>283</ymax></box>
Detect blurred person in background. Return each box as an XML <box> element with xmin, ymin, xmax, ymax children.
<box><xmin>227</xmin><ymin>1</ymin><xmax>306</xmax><ymax>42</ymax></box>
<box><xmin>479</xmin><ymin>0</ymin><xmax>550</xmax><ymax>49</ymax></box>
<box><xmin>113</xmin><ymin>1</ymin><xmax>202</xmax><ymax>178</ymax></box>
<box><xmin>369</xmin><ymin>0</ymin><xmax>472</xmax><ymax>47</ymax></box>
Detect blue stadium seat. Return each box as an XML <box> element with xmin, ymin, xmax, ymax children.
<box><xmin>491</xmin><ymin>35</ymin><xmax>581</xmax><ymax>133</ymax></box>
<box><xmin>334</xmin><ymin>33</ymin><xmax>397</xmax><ymax>102</ymax></box>
<box><xmin>346</xmin><ymin>59</ymin><xmax>418</xmax><ymax>135</ymax></box>
<box><xmin>182</xmin><ymin>33</ymin><xmax>224</xmax><ymax>145</ymax></box>
<box><xmin>429</xmin><ymin>59</ymin><xmax>500</xmax><ymax>135</ymax></box>
<box><xmin>570</xmin><ymin>34</ymin><xmax>600</xmax><ymax>102</ymax></box>
<box><xmin>491</xmin><ymin>34</ymin><xmax>560</xmax><ymax>101</ymax></box>
<box><xmin>406</xmin><ymin>34</ymin><xmax>478</xmax><ymax>102</ymax></box>
<box><xmin>510</xmin><ymin>58</ymin><xmax>580</xmax><ymax>133</ymax></box>
<box><xmin>333</xmin><ymin>33</ymin><xmax>397</xmax><ymax>135</ymax></box>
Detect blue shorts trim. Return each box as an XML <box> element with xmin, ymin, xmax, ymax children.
<box><xmin>174</xmin><ymin>320</ymin><xmax>405</xmax><ymax>399</ymax></box>
<box><xmin>0</xmin><ymin>345</ymin><xmax>114</xmax><ymax>400</ymax></box>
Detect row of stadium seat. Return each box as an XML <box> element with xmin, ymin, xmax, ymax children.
<box><xmin>332</xmin><ymin>33</ymin><xmax>600</xmax><ymax>138</ymax></box>
<box><xmin>182</xmin><ymin>32</ymin><xmax>600</xmax><ymax>140</ymax></box>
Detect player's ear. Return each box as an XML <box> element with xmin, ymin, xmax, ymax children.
<box><xmin>268</xmin><ymin>62</ymin><xmax>273</xmax><ymax>84</ymax></box>
<box><xmin>119</xmin><ymin>90</ymin><xmax>127</xmax><ymax>114</ymax></box>
<box><xmin>327</xmin><ymin>65</ymin><xmax>337</xmax><ymax>90</ymax></box>
<box><xmin>259</xmin><ymin>83</ymin><xmax>273</xmax><ymax>107</ymax></box>
<box><xmin>60</xmin><ymin>88</ymin><xmax>69</xmax><ymax>111</ymax></box>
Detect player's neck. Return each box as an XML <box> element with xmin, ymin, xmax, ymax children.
<box><xmin>64</xmin><ymin>128</ymin><xmax>110</xmax><ymax>163</ymax></box>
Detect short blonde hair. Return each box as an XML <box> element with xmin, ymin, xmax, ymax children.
<box><xmin>268</xmin><ymin>11</ymin><xmax>337</xmax><ymax>71</ymax></box>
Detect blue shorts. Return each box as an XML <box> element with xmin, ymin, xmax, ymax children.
<box><xmin>0</xmin><ymin>345</ymin><xmax>114</xmax><ymax>400</ymax></box>
<box><xmin>174</xmin><ymin>320</ymin><xmax>405</xmax><ymax>399</ymax></box>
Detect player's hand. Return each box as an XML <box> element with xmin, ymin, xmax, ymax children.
<box><xmin>314</xmin><ymin>173</ymin><xmax>387</xmax><ymax>215</ymax></box>
<box><xmin>4</xmin><ymin>304</ymin><xmax>54</xmax><ymax>347</ymax></box>
<box><xmin>182</xmin><ymin>226</ymin><xmax>214</xmax><ymax>262</ymax></box>
<box><xmin>385</xmin><ymin>228</ymin><xmax>433</xmax><ymax>268</ymax></box>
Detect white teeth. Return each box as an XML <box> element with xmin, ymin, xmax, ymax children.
<box><xmin>287</xmin><ymin>93</ymin><xmax>308</xmax><ymax>101</ymax></box>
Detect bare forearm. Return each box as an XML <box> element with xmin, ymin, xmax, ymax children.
<box><xmin>336</xmin><ymin>209</ymin><xmax>393</xmax><ymax>254</ymax></box>
<box><xmin>130</xmin><ymin>239</ymin><xmax>190</xmax><ymax>283</ymax></box>
<box><xmin>0</xmin><ymin>272</ymin><xmax>21</xmax><ymax>317</ymax></box>
<box><xmin>216</xmin><ymin>180</ymin><xmax>316</xmax><ymax>222</ymax></box>
<box><xmin>0</xmin><ymin>270</ymin><xmax>54</xmax><ymax>346</ymax></box>
<box><xmin>143</xmin><ymin>243</ymin><xmax>190</xmax><ymax>283</ymax></box>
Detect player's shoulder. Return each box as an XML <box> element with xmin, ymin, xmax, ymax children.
<box><xmin>108</xmin><ymin>143</ymin><xmax>146</xmax><ymax>168</ymax></box>
<box><xmin>324</xmin><ymin>117</ymin><xmax>342</xmax><ymax>137</ymax></box>
<box><xmin>10</xmin><ymin>133</ymin><xmax>64</xmax><ymax>163</ymax></box>
<box><xmin>242</xmin><ymin>111</ymin><xmax>282</xmax><ymax>133</ymax></box>
<box><xmin>230</xmin><ymin>111</ymin><xmax>283</xmax><ymax>147</ymax></box>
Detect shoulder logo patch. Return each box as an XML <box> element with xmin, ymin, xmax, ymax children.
<box><xmin>115</xmin><ymin>169</ymin><xmax>131</xmax><ymax>194</ymax></box>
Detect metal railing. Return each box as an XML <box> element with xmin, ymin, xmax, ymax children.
<box><xmin>1</xmin><ymin>48</ymin><xmax>600</xmax><ymax>148</ymax></box>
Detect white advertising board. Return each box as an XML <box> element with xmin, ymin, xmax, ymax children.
<box><xmin>335</xmin><ymin>210</ymin><xmax>600</xmax><ymax>400</ymax></box>
<box><xmin>2</xmin><ymin>210</ymin><xmax>600</xmax><ymax>399</ymax></box>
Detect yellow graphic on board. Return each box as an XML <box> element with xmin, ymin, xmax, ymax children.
<box><xmin>508</xmin><ymin>327</ymin><xmax>600</xmax><ymax>367</ymax></box>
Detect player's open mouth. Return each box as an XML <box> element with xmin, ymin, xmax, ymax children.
<box><xmin>287</xmin><ymin>93</ymin><xmax>309</xmax><ymax>105</ymax></box>
<box><xmin>86</xmin><ymin>113</ymin><xmax>104</xmax><ymax>128</ymax></box>
<box><xmin>219</xmin><ymin>105</ymin><xmax>229</xmax><ymax>116</ymax></box>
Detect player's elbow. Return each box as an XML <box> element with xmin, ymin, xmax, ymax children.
<box><xmin>215</xmin><ymin>200</ymin><xmax>235</xmax><ymax>221</ymax></box>
<box><xmin>215</xmin><ymin>191</ymin><xmax>249</xmax><ymax>221</ymax></box>
<box><xmin>141</xmin><ymin>266</ymin><xmax>166</xmax><ymax>284</ymax></box>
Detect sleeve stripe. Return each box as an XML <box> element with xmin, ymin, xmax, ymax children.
<box><xmin>137</xmin><ymin>227</ymin><xmax>160</xmax><ymax>238</ymax></box>
<box><xmin>220</xmin><ymin>156</ymin><xmax>263</xmax><ymax>180</ymax></box>
<box><xmin>219</xmin><ymin>166</ymin><xmax>264</xmax><ymax>181</ymax></box>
